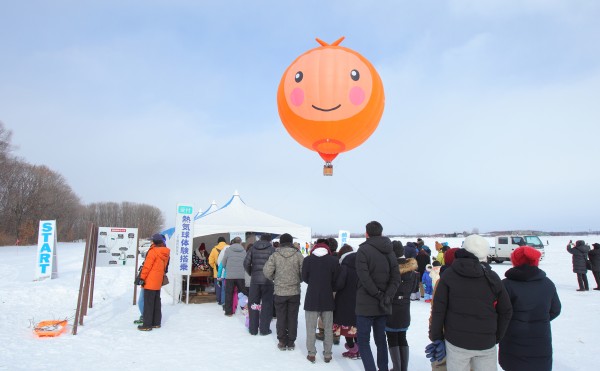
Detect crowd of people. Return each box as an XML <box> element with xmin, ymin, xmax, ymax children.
<box><xmin>135</xmin><ymin>225</ymin><xmax>600</xmax><ymax>370</ymax></box>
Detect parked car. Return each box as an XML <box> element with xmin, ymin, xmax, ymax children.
<box><xmin>487</xmin><ymin>235</ymin><xmax>545</xmax><ymax>263</ymax></box>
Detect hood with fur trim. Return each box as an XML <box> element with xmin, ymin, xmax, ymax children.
<box><xmin>399</xmin><ymin>257</ymin><xmax>418</xmax><ymax>275</ymax></box>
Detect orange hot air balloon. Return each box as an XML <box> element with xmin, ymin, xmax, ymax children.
<box><xmin>277</xmin><ymin>37</ymin><xmax>385</xmax><ymax>175</ymax></box>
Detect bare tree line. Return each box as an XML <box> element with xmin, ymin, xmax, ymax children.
<box><xmin>0</xmin><ymin>122</ymin><xmax>164</xmax><ymax>245</ymax></box>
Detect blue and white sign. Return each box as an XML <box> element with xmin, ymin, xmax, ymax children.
<box><xmin>338</xmin><ymin>230</ymin><xmax>350</xmax><ymax>247</ymax></box>
<box><xmin>175</xmin><ymin>203</ymin><xmax>194</xmax><ymax>275</ymax></box>
<box><xmin>35</xmin><ymin>220</ymin><xmax>58</xmax><ymax>280</ymax></box>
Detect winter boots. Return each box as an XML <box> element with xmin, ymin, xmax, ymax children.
<box><xmin>133</xmin><ymin>316</ymin><xmax>143</xmax><ymax>324</ymax></box>
<box><xmin>389</xmin><ymin>345</ymin><xmax>409</xmax><ymax>371</ymax></box>
<box><xmin>342</xmin><ymin>343</ymin><xmax>360</xmax><ymax>360</ymax></box>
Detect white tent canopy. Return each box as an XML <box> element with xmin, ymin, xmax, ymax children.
<box><xmin>193</xmin><ymin>191</ymin><xmax>312</xmax><ymax>246</ymax></box>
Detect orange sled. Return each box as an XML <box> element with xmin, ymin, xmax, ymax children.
<box><xmin>34</xmin><ymin>320</ymin><xmax>68</xmax><ymax>337</ymax></box>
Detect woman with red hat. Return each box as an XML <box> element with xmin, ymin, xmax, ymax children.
<box><xmin>499</xmin><ymin>246</ymin><xmax>562</xmax><ymax>371</ymax></box>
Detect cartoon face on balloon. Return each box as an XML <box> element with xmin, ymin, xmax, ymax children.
<box><xmin>277</xmin><ymin>37</ymin><xmax>384</xmax><ymax>164</ymax></box>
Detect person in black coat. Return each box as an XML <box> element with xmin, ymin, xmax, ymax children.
<box><xmin>588</xmin><ymin>243</ymin><xmax>600</xmax><ymax>290</ymax></box>
<box><xmin>386</xmin><ymin>240</ymin><xmax>418</xmax><ymax>371</ymax></box>
<box><xmin>429</xmin><ymin>235</ymin><xmax>513</xmax><ymax>370</ymax></box>
<box><xmin>566</xmin><ymin>240</ymin><xmax>591</xmax><ymax>291</ymax></box>
<box><xmin>333</xmin><ymin>244</ymin><xmax>360</xmax><ymax>359</ymax></box>
<box><xmin>355</xmin><ymin>221</ymin><xmax>401</xmax><ymax>371</ymax></box>
<box><xmin>316</xmin><ymin>238</ymin><xmax>341</xmax><ymax>344</ymax></box>
<box><xmin>243</xmin><ymin>233</ymin><xmax>276</xmax><ymax>335</ymax></box>
<box><xmin>499</xmin><ymin>246</ymin><xmax>561</xmax><ymax>371</ymax></box>
<box><xmin>302</xmin><ymin>241</ymin><xmax>340</xmax><ymax>363</ymax></box>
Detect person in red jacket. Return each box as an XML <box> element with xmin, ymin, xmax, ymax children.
<box><xmin>138</xmin><ymin>233</ymin><xmax>170</xmax><ymax>331</ymax></box>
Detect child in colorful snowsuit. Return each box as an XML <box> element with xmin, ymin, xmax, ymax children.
<box><xmin>422</xmin><ymin>264</ymin><xmax>434</xmax><ymax>303</ymax></box>
<box><xmin>430</xmin><ymin>261</ymin><xmax>441</xmax><ymax>290</ymax></box>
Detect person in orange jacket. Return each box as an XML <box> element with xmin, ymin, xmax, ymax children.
<box><xmin>138</xmin><ymin>233</ymin><xmax>170</xmax><ymax>331</ymax></box>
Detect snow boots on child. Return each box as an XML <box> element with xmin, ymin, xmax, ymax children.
<box><xmin>342</xmin><ymin>343</ymin><xmax>360</xmax><ymax>360</ymax></box>
<box><xmin>133</xmin><ymin>316</ymin><xmax>143</xmax><ymax>325</ymax></box>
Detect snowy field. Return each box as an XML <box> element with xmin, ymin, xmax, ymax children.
<box><xmin>0</xmin><ymin>235</ymin><xmax>598</xmax><ymax>371</ymax></box>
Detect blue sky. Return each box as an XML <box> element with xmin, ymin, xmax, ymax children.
<box><xmin>1</xmin><ymin>1</ymin><xmax>599</xmax><ymax>235</ymax></box>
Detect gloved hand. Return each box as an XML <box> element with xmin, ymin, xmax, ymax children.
<box><xmin>376</xmin><ymin>291</ymin><xmax>391</xmax><ymax>311</ymax></box>
<box><xmin>425</xmin><ymin>340</ymin><xmax>446</xmax><ymax>362</ymax></box>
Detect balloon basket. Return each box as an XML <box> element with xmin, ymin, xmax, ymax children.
<box><xmin>323</xmin><ymin>163</ymin><xmax>333</xmax><ymax>176</ymax></box>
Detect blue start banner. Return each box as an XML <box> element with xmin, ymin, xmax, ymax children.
<box><xmin>35</xmin><ymin>220</ymin><xmax>58</xmax><ymax>280</ymax></box>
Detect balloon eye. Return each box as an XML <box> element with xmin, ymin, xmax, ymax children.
<box><xmin>295</xmin><ymin>71</ymin><xmax>303</xmax><ymax>83</ymax></box>
<box><xmin>350</xmin><ymin>69</ymin><xmax>360</xmax><ymax>81</ymax></box>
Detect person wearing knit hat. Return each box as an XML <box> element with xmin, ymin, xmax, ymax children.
<box><xmin>589</xmin><ymin>243</ymin><xmax>600</xmax><ymax>290</ymax></box>
<box><xmin>392</xmin><ymin>240</ymin><xmax>405</xmax><ymax>259</ymax></box>
<box><xmin>404</xmin><ymin>242</ymin><xmax>418</xmax><ymax>259</ymax></box>
<box><xmin>440</xmin><ymin>247</ymin><xmax>460</xmax><ymax>275</ymax></box>
<box><xmin>333</xmin><ymin>244</ymin><xmax>360</xmax><ymax>360</ymax></box>
<box><xmin>385</xmin><ymin>240</ymin><xmax>418</xmax><ymax>371</ymax></box>
<box><xmin>434</xmin><ymin>241</ymin><xmax>445</xmax><ymax>265</ymax></box>
<box><xmin>429</xmin><ymin>234</ymin><xmax>513</xmax><ymax>370</ymax></box>
<box><xmin>263</xmin><ymin>232</ymin><xmax>304</xmax><ymax>350</ymax></box>
<box><xmin>302</xmin><ymin>238</ymin><xmax>340</xmax><ymax>363</ymax></box>
<box><xmin>499</xmin><ymin>246</ymin><xmax>561</xmax><ymax>371</ymax></box>
<box><xmin>355</xmin><ymin>221</ymin><xmax>401</xmax><ymax>371</ymax></box>
<box><xmin>462</xmin><ymin>234</ymin><xmax>490</xmax><ymax>261</ymax></box>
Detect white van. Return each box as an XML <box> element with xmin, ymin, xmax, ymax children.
<box><xmin>488</xmin><ymin>236</ymin><xmax>524</xmax><ymax>263</ymax></box>
<box><xmin>487</xmin><ymin>235</ymin><xmax>545</xmax><ymax>263</ymax></box>
<box><xmin>523</xmin><ymin>235</ymin><xmax>546</xmax><ymax>260</ymax></box>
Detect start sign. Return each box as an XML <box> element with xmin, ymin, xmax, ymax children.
<box><xmin>35</xmin><ymin>220</ymin><xmax>58</xmax><ymax>280</ymax></box>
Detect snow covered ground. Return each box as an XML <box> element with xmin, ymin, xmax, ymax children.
<box><xmin>0</xmin><ymin>235</ymin><xmax>598</xmax><ymax>370</ymax></box>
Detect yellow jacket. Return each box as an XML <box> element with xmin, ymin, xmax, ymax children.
<box><xmin>208</xmin><ymin>241</ymin><xmax>228</xmax><ymax>278</ymax></box>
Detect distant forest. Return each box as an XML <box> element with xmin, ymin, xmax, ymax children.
<box><xmin>0</xmin><ymin>122</ymin><xmax>164</xmax><ymax>246</ymax></box>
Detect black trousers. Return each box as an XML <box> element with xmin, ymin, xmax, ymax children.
<box><xmin>248</xmin><ymin>283</ymin><xmax>274</xmax><ymax>335</ymax></box>
<box><xmin>577</xmin><ymin>273</ymin><xmax>589</xmax><ymax>290</ymax></box>
<box><xmin>224</xmin><ymin>278</ymin><xmax>246</xmax><ymax>315</ymax></box>
<box><xmin>142</xmin><ymin>289</ymin><xmax>161</xmax><ymax>327</ymax></box>
<box><xmin>592</xmin><ymin>271</ymin><xmax>600</xmax><ymax>288</ymax></box>
<box><xmin>386</xmin><ymin>330</ymin><xmax>408</xmax><ymax>347</ymax></box>
<box><xmin>273</xmin><ymin>294</ymin><xmax>300</xmax><ymax>344</ymax></box>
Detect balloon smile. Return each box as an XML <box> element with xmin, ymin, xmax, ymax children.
<box><xmin>312</xmin><ymin>104</ymin><xmax>341</xmax><ymax>112</ymax></box>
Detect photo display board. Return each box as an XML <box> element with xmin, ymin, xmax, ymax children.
<box><xmin>96</xmin><ymin>227</ymin><xmax>138</xmax><ymax>266</ymax></box>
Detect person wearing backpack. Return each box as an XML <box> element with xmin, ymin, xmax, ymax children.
<box><xmin>428</xmin><ymin>234</ymin><xmax>513</xmax><ymax>370</ymax></box>
<box><xmin>209</xmin><ymin>236</ymin><xmax>228</xmax><ymax>305</ymax></box>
